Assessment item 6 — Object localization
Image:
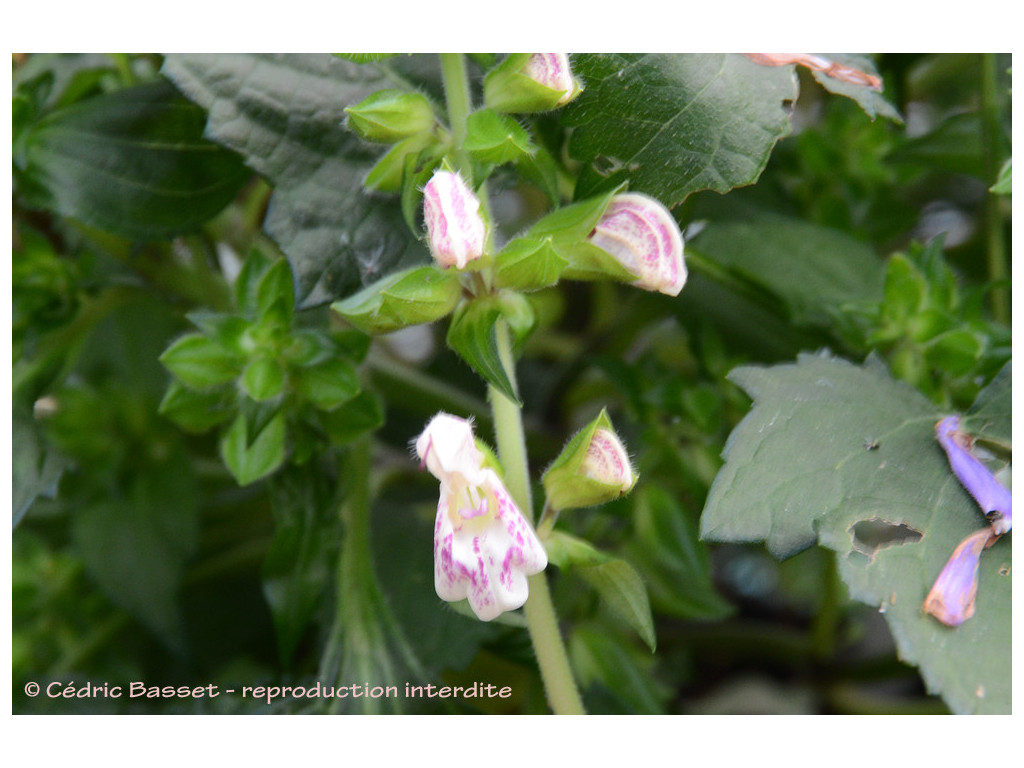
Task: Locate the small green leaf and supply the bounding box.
[319,390,384,445]
[545,531,655,651]
[158,380,236,433]
[234,249,275,316]
[160,333,241,389]
[256,259,296,317]
[241,357,286,401]
[294,357,360,410]
[464,108,535,165]
[445,297,519,404]
[630,486,733,620]
[220,411,287,486]
[331,265,462,335]
[364,132,438,193]
[990,158,1011,194]
[493,237,568,291]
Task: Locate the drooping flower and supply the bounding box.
[587,193,686,296]
[415,413,547,621]
[923,527,998,626]
[423,170,486,270]
[935,416,1012,534]
[923,416,1012,627]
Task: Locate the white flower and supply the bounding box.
[587,193,686,296]
[415,413,547,621]
[422,171,486,270]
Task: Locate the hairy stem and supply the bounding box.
[491,321,585,715]
[980,53,1008,324]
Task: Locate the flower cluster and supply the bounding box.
[923,416,1012,626]
[415,413,547,621]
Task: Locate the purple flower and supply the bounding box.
[935,416,1012,534]
[922,527,997,626]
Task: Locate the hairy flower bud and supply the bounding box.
[484,53,582,114]
[345,89,435,143]
[587,193,686,296]
[522,54,577,105]
[423,170,486,269]
[543,410,637,512]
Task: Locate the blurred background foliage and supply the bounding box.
[12,53,1010,714]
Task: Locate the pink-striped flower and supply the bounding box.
[415,413,547,621]
[423,170,486,269]
[522,54,577,106]
[587,193,687,296]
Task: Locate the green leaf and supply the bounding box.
[72,451,199,651]
[160,333,241,389]
[690,216,885,328]
[445,297,519,404]
[990,158,1011,194]
[464,108,535,165]
[162,54,434,308]
[13,407,67,528]
[701,353,1010,714]
[220,411,287,486]
[889,112,986,178]
[630,486,733,620]
[294,357,360,411]
[241,356,286,401]
[545,531,655,651]
[493,237,568,291]
[256,259,296,318]
[331,265,462,334]
[562,54,797,203]
[319,390,385,445]
[158,379,236,433]
[570,627,670,714]
[18,79,249,240]
[804,54,901,122]
[262,463,340,665]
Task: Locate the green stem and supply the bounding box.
[440,53,473,182]
[491,321,585,715]
[980,53,1009,324]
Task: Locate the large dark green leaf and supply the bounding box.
[17,79,250,240]
[562,54,797,204]
[690,215,885,328]
[701,354,1010,714]
[72,450,199,651]
[161,54,433,308]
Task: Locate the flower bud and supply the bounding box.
[485,53,583,114]
[345,89,435,143]
[543,410,637,512]
[587,193,686,296]
[423,170,486,269]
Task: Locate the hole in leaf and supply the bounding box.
[850,518,923,556]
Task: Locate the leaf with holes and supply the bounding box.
[701,353,1011,714]
[161,54,435,308]
[561,53,797,204]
